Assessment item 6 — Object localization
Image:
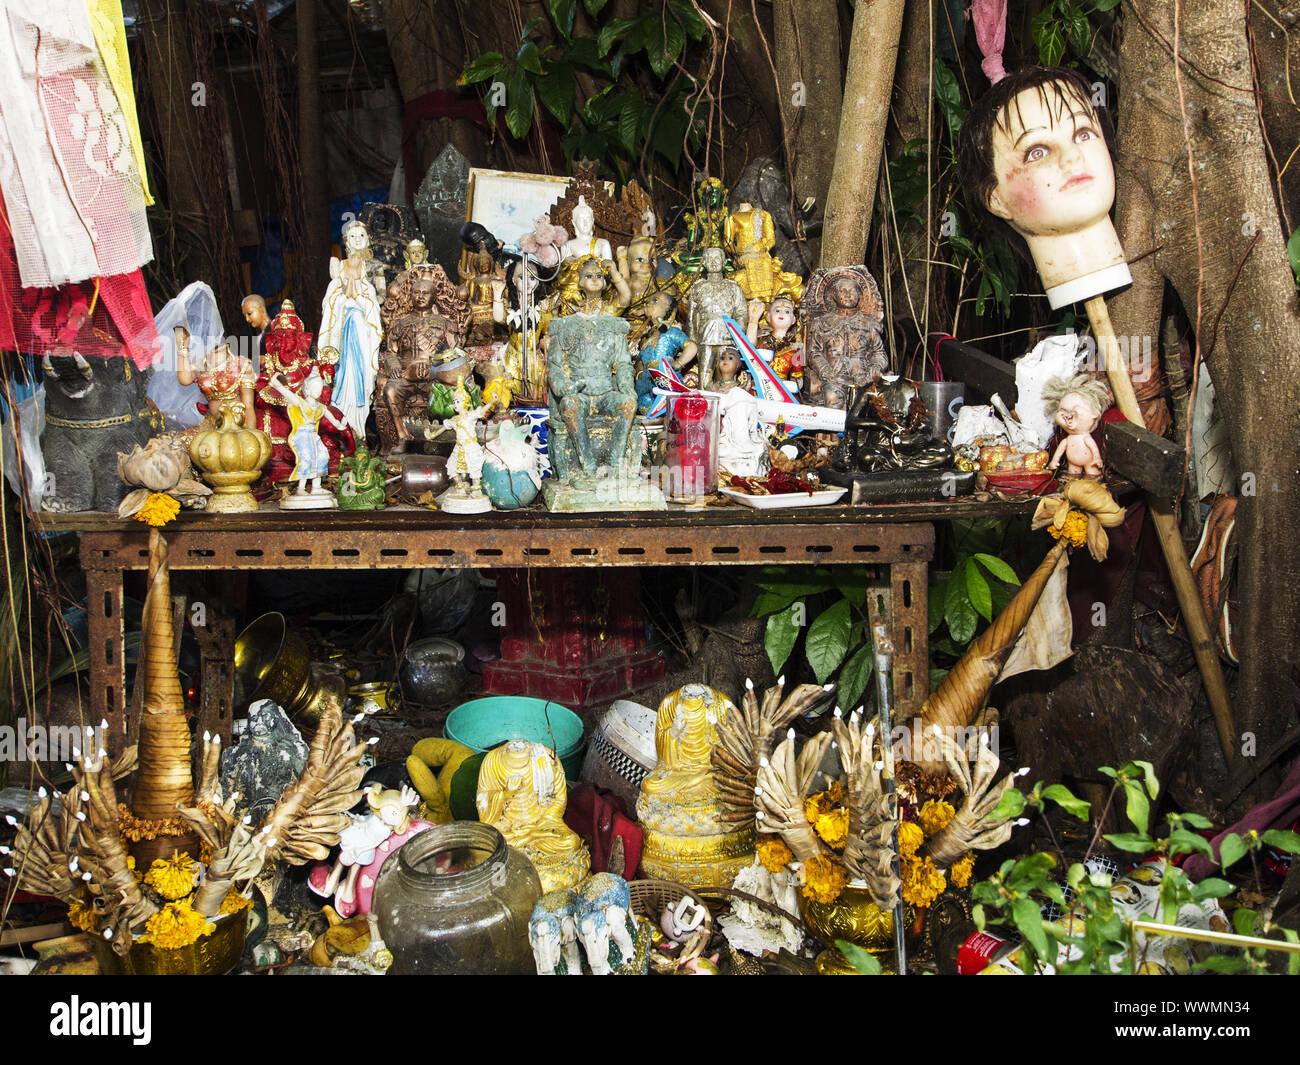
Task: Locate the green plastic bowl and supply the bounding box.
[444,697,586,781]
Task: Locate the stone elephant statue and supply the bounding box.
[730,156,821,277]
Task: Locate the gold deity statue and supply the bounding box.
[476,740,590,892]
[636,685,755,888]
[725,202,805,304]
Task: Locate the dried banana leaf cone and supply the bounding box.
[130,530,199,859]
[918,481,1126,745]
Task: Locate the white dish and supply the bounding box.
[719,486,848,509]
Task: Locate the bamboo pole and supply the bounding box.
[1085,295,1236,766]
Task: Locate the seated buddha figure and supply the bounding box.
[476,740,590,892]
[636,685,755,888]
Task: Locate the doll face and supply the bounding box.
[986,84,1115,238]
[578,259,606,296]
[1056,391,1100,434]
[646,292,674,322]
[717,349,740,379]
[768,298,796,330]
[628,239,653,278]
[344,223,369,252]
[407,241,428,265]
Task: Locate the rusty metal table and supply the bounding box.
[40,498,1035,752]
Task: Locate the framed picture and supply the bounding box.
[465,168,571,251]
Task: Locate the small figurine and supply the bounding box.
[241,294,270,333]
[476,740,591,892]
[439,379,493,513]
[309,784,430,917]
[459,236,507,346]
[717,387,769,477]
[1043,373,1110,478]
[725,201,805,303]
[748,293,804,384]
[688,246,749,390]
[633,287,698,416]
[174,325,256,425]
[427,348,481,421]
[320,219,384,439]
[561,196,613,262]
[672,177,730,276]
[268,368,349,508]
[553,254,632,317]
[493,257,551,401]
[481,418,542,509]
[712,346,752,394]
[618,234,658,310]
[802,266,888,410]
[519,215,568,270]
[337,444,388,510]
[575,873,638,975]
[529,889,585,975]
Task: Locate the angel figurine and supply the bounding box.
[268,369,349,508]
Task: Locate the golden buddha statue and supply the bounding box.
[476,740,590,892]
[636,685,755,888]
[725,202,805,304]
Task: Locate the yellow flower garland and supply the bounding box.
[138,899,213,950]
[917,799,956,837]
[133,492,181,528]
[144,854,198,901]
[757,835,795,873]
[801,852,849,905]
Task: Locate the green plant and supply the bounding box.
[971,761,1300,974]
[1030,0,1121,68]
[459,0,709,181]
[751,567,877,714]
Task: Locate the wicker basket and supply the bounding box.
[628,879,715,937]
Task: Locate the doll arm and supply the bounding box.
[606,262,632,309]
[1050,437,1069,469]
[745,299,764,343]
[673,339,699,370]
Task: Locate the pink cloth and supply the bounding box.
[971,0,1008,85]
[1184,757,1300,881]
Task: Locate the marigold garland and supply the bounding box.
[917,799,956,837]
[757,835,795,873]
[116,804,191,842]
[898,820,925,859]
[948,852,976,889]
[133,492,181,528]
[1047,509,1088,548]
[137,899,213,949]
[811,807,849,850]
[219,889,253,916]
[67,893,97,933]
[800,852,849,905]
[144,854,198,901]
[901,855,947,908]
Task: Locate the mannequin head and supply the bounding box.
[242,294,269,331]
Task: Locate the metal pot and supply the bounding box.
[399,637,468,707]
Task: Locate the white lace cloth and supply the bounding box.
[0,1,153,287]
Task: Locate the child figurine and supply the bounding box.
[1043,373,1110,478]
[439,379,493,513]
[268,369,348,508]
[712,346,753,395]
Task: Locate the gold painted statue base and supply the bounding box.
[527,844,592,894]
[636,794,755,889]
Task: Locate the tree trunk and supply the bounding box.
[1110,0,1300,799]
[819,0,907,267]
[772,0,842,215]
[383,0,485,182]
[297,0,331,321]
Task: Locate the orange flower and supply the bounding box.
[133,492,181,528]
[918,799,956,837]
[901,855,947,908]
[757,835,795,873]
[949,852,976,889]
[898,820,925,859]
[800,852,849,905]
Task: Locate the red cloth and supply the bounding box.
[564,784,643,880]
[0,203,157,368]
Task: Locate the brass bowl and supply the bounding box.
[234,612,312,716]
[800,882,915,973]
[94,911,248,976]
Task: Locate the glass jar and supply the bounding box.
[372,821,543,975]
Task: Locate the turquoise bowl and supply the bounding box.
[481,462,540,509]
[445,696,586,780]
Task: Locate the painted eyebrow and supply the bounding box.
[1012,112,1098,149]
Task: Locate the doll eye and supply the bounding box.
[1024,144,1049,162]
[1075,127,1095,142]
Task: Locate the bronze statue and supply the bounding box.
[802,266,887,410]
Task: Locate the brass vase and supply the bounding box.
[93,911,248,976]
[800,883,913,975]
[190,402,271,513]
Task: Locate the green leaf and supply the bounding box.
[1032,9,1067,66]
[598,17,638,58]
[765,604,801,676]
[806,599,853,685]
[535,67,576,124]
[928,578,947,634]
[1190,877,1234,902]
[460,52,505,85]
[1042,784,1091,821]
[1167,828,1213,859]
[835,574,868,608]
[1094,0,1122,9]
[973,552,1020,586]
[649,98,687,169]
[836,642,874,715]
[616,94,641,152]
[1068,12,1091,53]
[944,561,978,644]
[1122,779,1150,836]
[669,0,709,39]
[933,60,965,139]
[1178,812,1214,830]
[834,939,883,974]
[1288,228,1300,285]
[584,0,609,15]
[1261,829,1300,854]
[992,787,1026,820]
[549,0,577,37]
[1194,954,1248,975]
[504,68,535,140]
[972,903,985,931]
[516,39,545,74]
[1233,906,1257,937]
[1012,896,1051,960]
[755,576,834,597]
[752,589,805,617]
[1218,833,1248,870]
[1103,832,1155,853]
[965,559,993,622]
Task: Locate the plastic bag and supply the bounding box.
[147,281,227,431]
[2,387,46,510]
